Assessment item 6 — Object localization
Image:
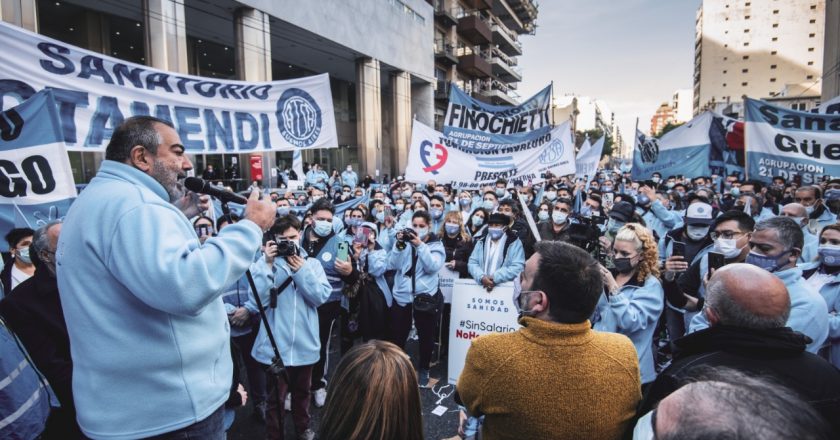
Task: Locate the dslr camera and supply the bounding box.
[395,228,417,250]
[274,238,299,257]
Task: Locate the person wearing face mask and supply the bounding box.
[341,165,358,189]
[467,213,525,293]
[300,199,359,408]
[637,185,683,240]
[1,228,35,295]
[535,203,551,224]
[457,190,474,223]
[305,163,328,191]
[457,242,640,440]
[800,224,840,368]
[687,216,829,354]
[782,203,819,263]
[664,210,754,335]
[538,199,573,242]
[466,208,488,238]
[824,187,840,216]
[796,186,837,234]
[593,224,664,385]
[440,211,473,280]
[481,191,499,213]
[604,201,634,240]
[494,179,508,200]
[386,210,445,387]
[428,195,447,234]
[497,200,536,258]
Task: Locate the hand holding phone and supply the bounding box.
[337,241,350,262]
[708,252,726,271]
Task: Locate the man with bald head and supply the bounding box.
[781,203,819,263]
[640,264,840,435]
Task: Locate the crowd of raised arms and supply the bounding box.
[2,118,840,440]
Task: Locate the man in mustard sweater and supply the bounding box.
[457,241,641,440]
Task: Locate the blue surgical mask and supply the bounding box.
[602,186,613,193]
[430,208,443,219]
[402,190,412,198]
[314,220,333,237]
[16,246,32,264]
[414,227,429,240]
[472,217,484,227]
[459,198,471,207]
[488,227,504,240]
[607,218,625,234]
[552,212,568,224]
[482,200,495,210]
[819,245,840,267]
[394,204,405,212]
[580,205,593,217]
[746,250,791,273]
[445,223,460,236]
[376,211,385,222]
[434,191,445,199]
[495,188,506,197]
[730,187,740,197]
[347,218,363,227]
[537,211,550,221]
[277,206,291,216]
[545,191,557,201]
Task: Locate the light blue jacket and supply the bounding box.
[365,249,394,307]
[467,234,525,285]
[689,266,829,354]
[387,238,445,306]
[56,161,264,439]
[641,200,683,239]
[812,208,837,232]
[0,317,52,440]
[799,261,840,367]
[800,229,819,264]
[250,250,332,367]
[305,169,329,190]
[592,274,664,384]
[341,170,358,189]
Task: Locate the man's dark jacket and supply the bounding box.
[640,325,840,435]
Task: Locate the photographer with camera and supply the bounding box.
[468,213,526,293]
[387,210,445,387]
[252,214,331,440]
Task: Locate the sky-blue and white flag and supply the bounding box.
[745,97,840,185]
[813,95,840,114]
[0,89,76,251]
[631,112,714,180]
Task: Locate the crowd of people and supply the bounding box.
[2,115,840,440]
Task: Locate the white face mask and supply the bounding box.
[714,237,742,259]
[686,225,710,241]
[805,204,816,216]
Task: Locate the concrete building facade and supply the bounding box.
[823,0,840,101]
[693,0,825,115]
[430,0,537,129]
[0,0,435,186]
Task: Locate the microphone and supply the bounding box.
[184,177,248,205]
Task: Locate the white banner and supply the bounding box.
[438,266,458,304]
[406,120,575,189]
[0,21,337,153]
[815,95,840,114]
[576,135,604,178]
[447,279,520,385]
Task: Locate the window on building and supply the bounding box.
[723,70,728,74]
[742,68,748,73]
[723,83,727,87]
[741,82,748,86]
[810,4,817,9]
[772,37,778,41]
[771,50,777,55]
[743,55,749,60]
[808,61,814,65]
[187,37,236,79]
[810,19,816,23]
[743,42,749,46]
[807,75,814,80]
[745,15,750,19]
[770,78,776,82]
[809,33,815,37]
[770,64,777,69]
[724,56,728,60]
[744,29,749,33]
[808,47,815,52]
[772,23,778,28]
[773,10,779,14]
[745,1,750,5]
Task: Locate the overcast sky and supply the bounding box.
[516,0,700,143]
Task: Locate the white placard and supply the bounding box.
[447,279,521,385]
[438,266,458,304]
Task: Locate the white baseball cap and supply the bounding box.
[685,202,714,225]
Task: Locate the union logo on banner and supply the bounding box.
[420,140,448,174]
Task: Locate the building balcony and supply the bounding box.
[458,52,492,78]
[434,41,459,66]
[491,55,522,82]
[492,23,523,56]
[463,0,493,10]
[457,12,492,45]
[476,86,519,106]
[433,1,458,27]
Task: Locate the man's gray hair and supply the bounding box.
[31,220,62,257]
[104,116,173,163]
[705,275,790,329]
[754,216,804,250]
[660,367,830,440]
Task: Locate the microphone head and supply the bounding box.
[184,177,206,193]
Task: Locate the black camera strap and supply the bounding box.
[410,246,417,295]
[245,269,289,383]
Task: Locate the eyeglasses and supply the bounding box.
[710,230,746,240]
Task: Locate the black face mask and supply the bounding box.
[614,257,635,274]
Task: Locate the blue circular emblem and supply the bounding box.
[276,88,322,148]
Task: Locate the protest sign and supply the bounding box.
[0,20,336,153]
[0,90,76,250]
[447,279,520,385]
[405,120,575,189]
[745,97,840,184]
[438,266,458,304]
[576,135,604,178]
[631,112,716,180]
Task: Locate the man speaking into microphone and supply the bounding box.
[56,116,276,439]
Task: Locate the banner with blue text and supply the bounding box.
[406,119,575,188]
[0,90,76,251]
[745,97,840,185]
[0,21,337,153]
[443,84,552,151]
